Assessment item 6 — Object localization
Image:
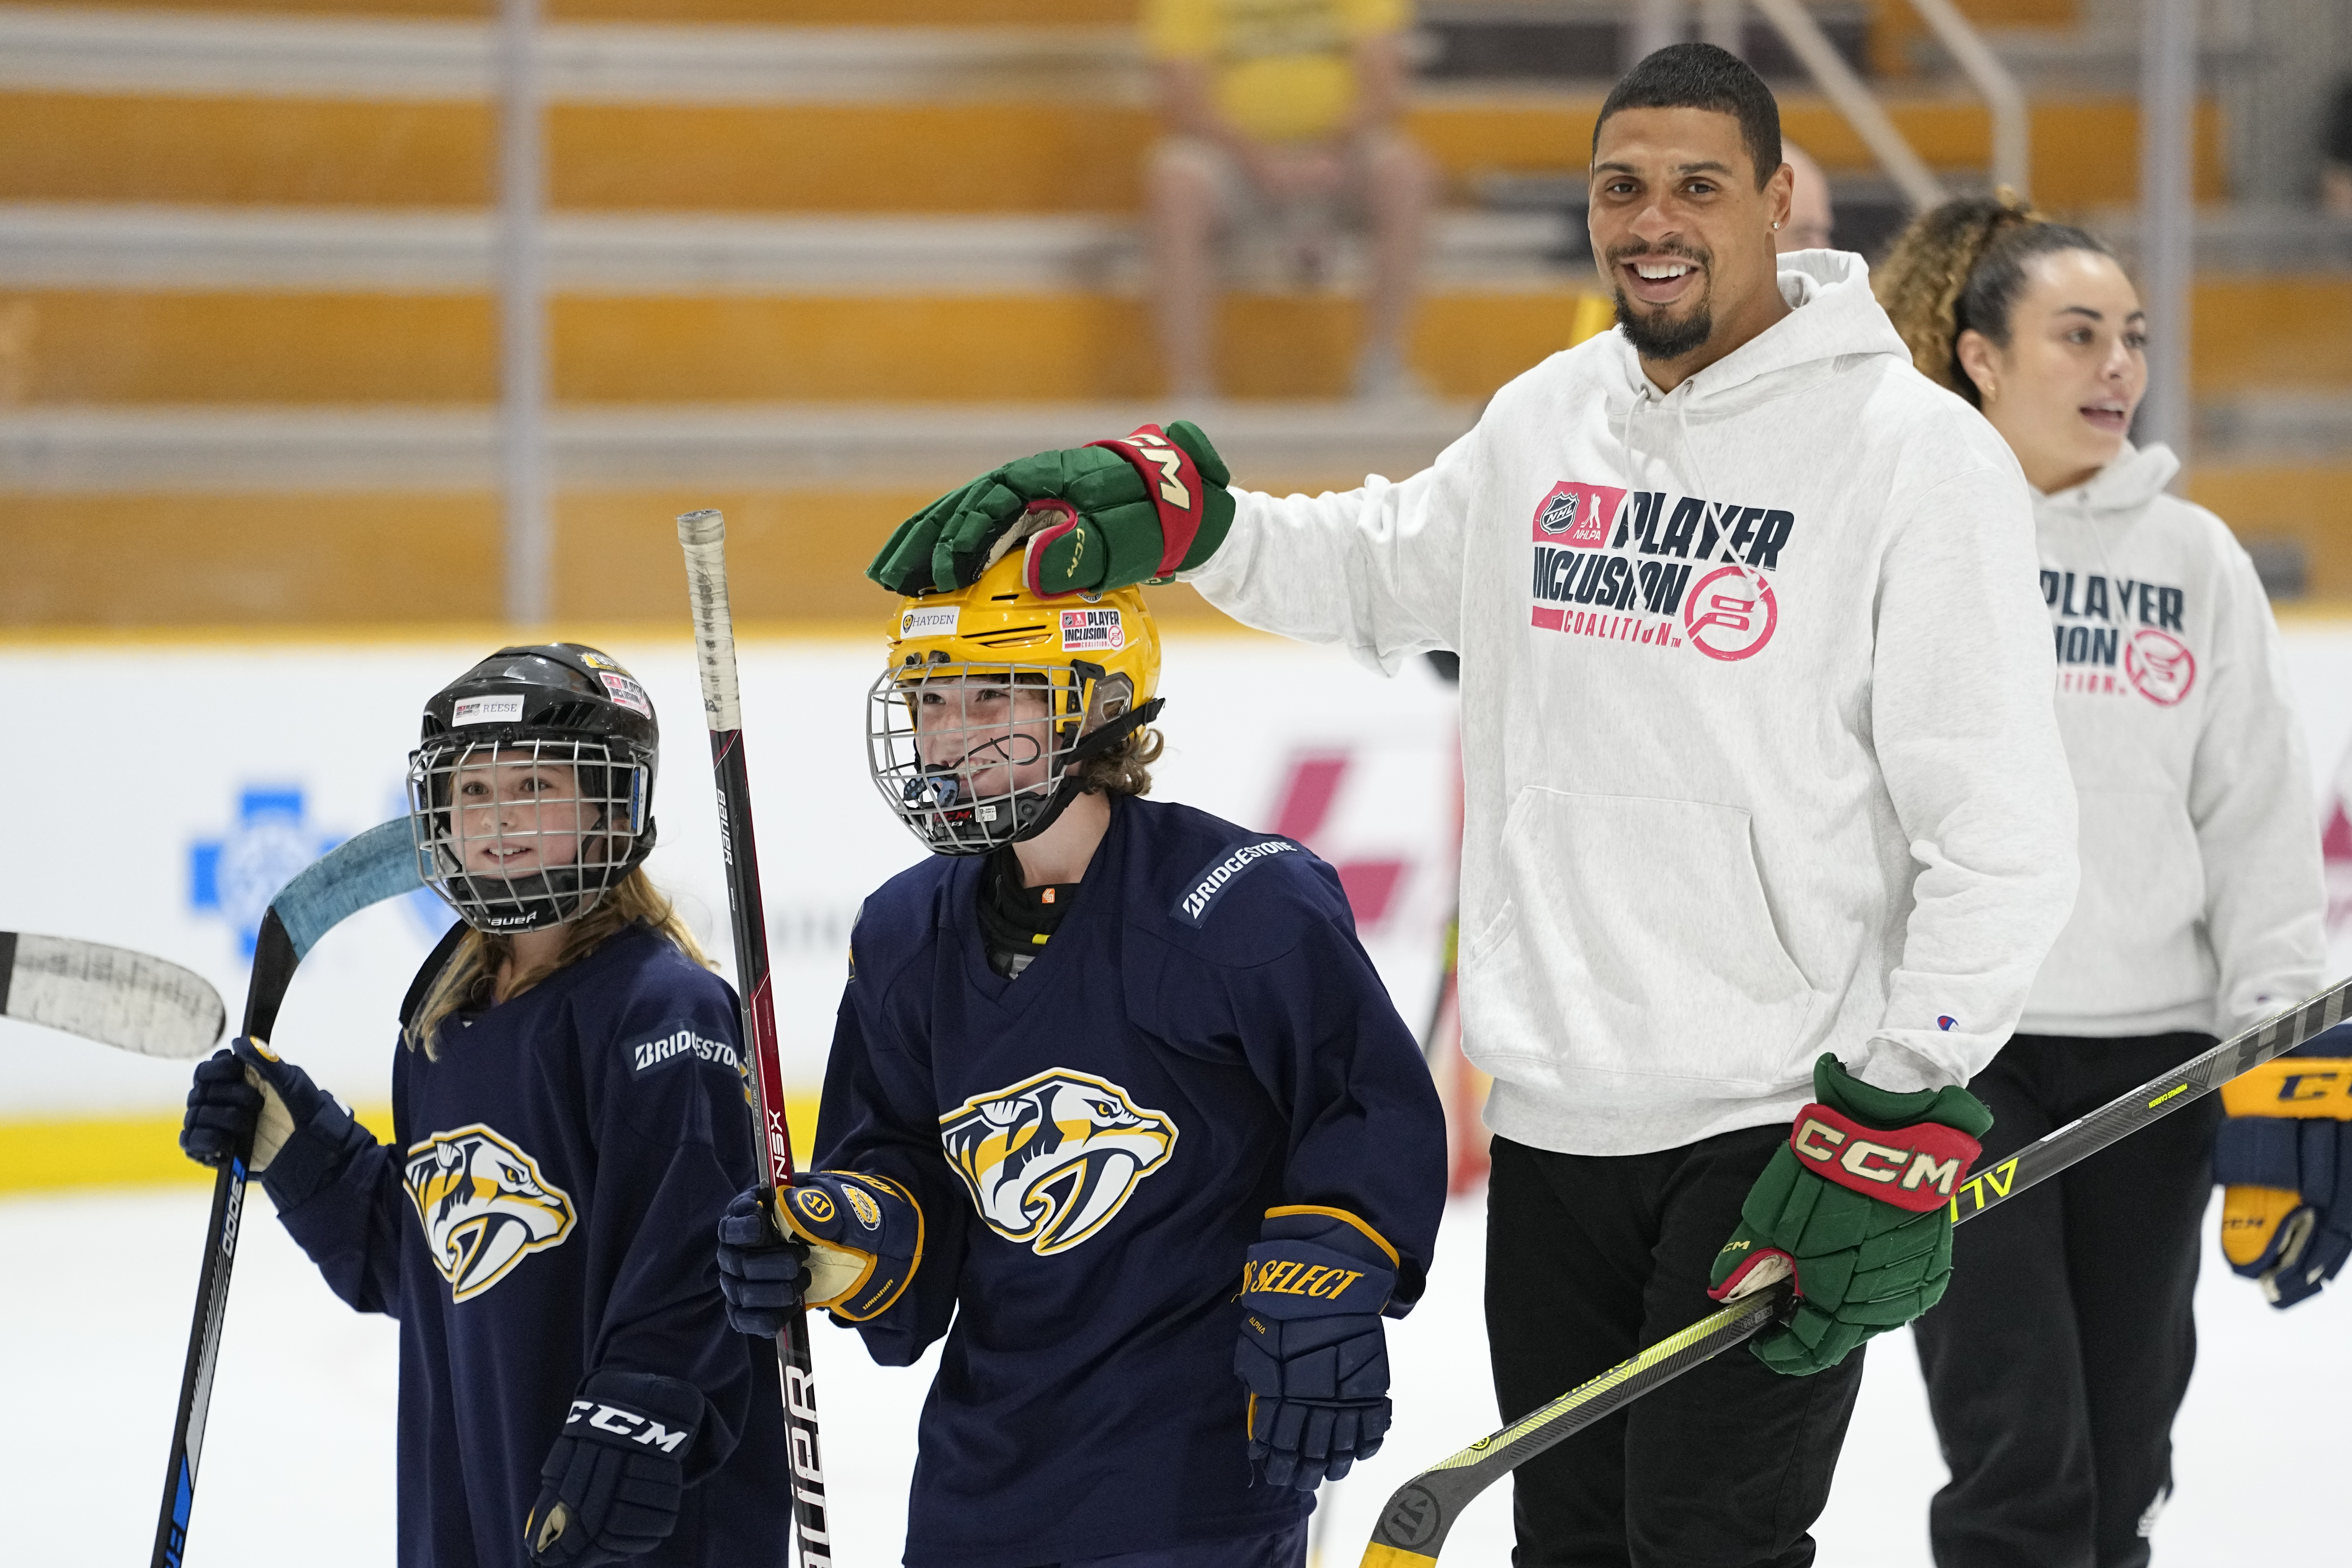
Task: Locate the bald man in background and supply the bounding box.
[1777,142,1834,252]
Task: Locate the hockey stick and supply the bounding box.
[1,933,224,1057]
[151,819,423,1568]
[1358,974,2352,1567]
[677,508,832,1568]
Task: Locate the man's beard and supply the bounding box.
[1608,243,1715,361]
[1616,294,1714,361]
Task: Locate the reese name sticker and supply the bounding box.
[452,693,526,726]
[901,607,958,639]
[1060,607,1125,652]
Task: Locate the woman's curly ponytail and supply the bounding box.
[1873,189,2045,403]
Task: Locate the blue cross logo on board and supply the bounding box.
[191,788,340,955]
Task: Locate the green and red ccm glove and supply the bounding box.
[2214,1038,2352,1308]
[867,421,1235,598]
[1709,1053,1993,1377]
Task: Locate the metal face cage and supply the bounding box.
[866,657,1109,856]
[407,735,651,932]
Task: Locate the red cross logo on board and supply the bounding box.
[1267,753,1409,931]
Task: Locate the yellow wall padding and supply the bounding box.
[0,93,2209,212]
[0,1098,822,1194]
[0,289,1615,404]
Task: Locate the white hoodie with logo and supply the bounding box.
[1184,252,2079,1156]
[2024,442,2325,1038]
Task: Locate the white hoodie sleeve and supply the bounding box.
[1861,463,2082,1093]
[1181,425,1481,673]
[2189,537,2327,1033]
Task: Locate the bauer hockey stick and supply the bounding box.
[1359,972,2352,1568]
[677,508,832,1568]
[0,933,224,1058]
[152,819,423,1568]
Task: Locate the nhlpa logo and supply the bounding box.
[938,1069,1177,1256]
[191,788,340,956]
[403,1124,576,1301]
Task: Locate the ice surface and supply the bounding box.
[5,1187,2337,1566]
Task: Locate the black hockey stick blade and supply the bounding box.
[0,932,225,1057]
[1357,973,2352,1566]
[152,818,424,1568]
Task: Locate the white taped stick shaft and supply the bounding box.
[677,508,743,733]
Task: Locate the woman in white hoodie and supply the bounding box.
[1877,196,2327,1568]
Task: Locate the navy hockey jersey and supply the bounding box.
[820,796,1448,1568]
[275,923,792,1568]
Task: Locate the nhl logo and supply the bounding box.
[1528,480,1619,549]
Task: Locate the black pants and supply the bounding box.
[1912,1032,2221,1568]
[1486,1129,1864,1568]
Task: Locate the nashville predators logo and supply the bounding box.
[401,1124,576,1302]
[938,1069,1177,1256]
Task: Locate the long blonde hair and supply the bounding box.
[404,868,710,1057]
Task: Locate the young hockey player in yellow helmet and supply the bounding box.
[717,543,1448,1568]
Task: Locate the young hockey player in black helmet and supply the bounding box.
[713,547,1448,1568]
[179,644,792,1568]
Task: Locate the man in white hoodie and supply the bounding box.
[868,44,2077,1568]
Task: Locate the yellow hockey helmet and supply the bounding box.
[866,546,1163,855]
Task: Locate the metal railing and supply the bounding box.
[1632,2,2031,216]
[1902,0,2030,197]
[1749,0,1944,211]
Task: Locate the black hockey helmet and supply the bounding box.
[406,643,659,933]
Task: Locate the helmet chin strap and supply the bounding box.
[445,818,659,933]
[1006,698,1165,847]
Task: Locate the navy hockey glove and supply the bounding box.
[180,1036,372,1210]
[715,1188,808,1337]
[1233,1210,1399,1491]
[867,422,1234,597]
[2216,1040,2352,1308]
[526,1370,702,1568]
[716,1173,924,1334]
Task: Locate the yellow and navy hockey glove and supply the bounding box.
[1234,1209,1399,1491]
[1710,1053,1992,1377]
[2215,1038,2352,1308]
[716,1173,924,1334]
[867,422,1235,597]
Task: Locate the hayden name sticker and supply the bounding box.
[1060,607,1125,652]
[902,606,959,639]
[599,671,653,717]
[452,694,526,726]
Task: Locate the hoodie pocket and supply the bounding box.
[1462,787,1818,1091]
[2033,788,2209,1016]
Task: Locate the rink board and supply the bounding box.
[0,631,1463,1147]
[8,620,2352,1173]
